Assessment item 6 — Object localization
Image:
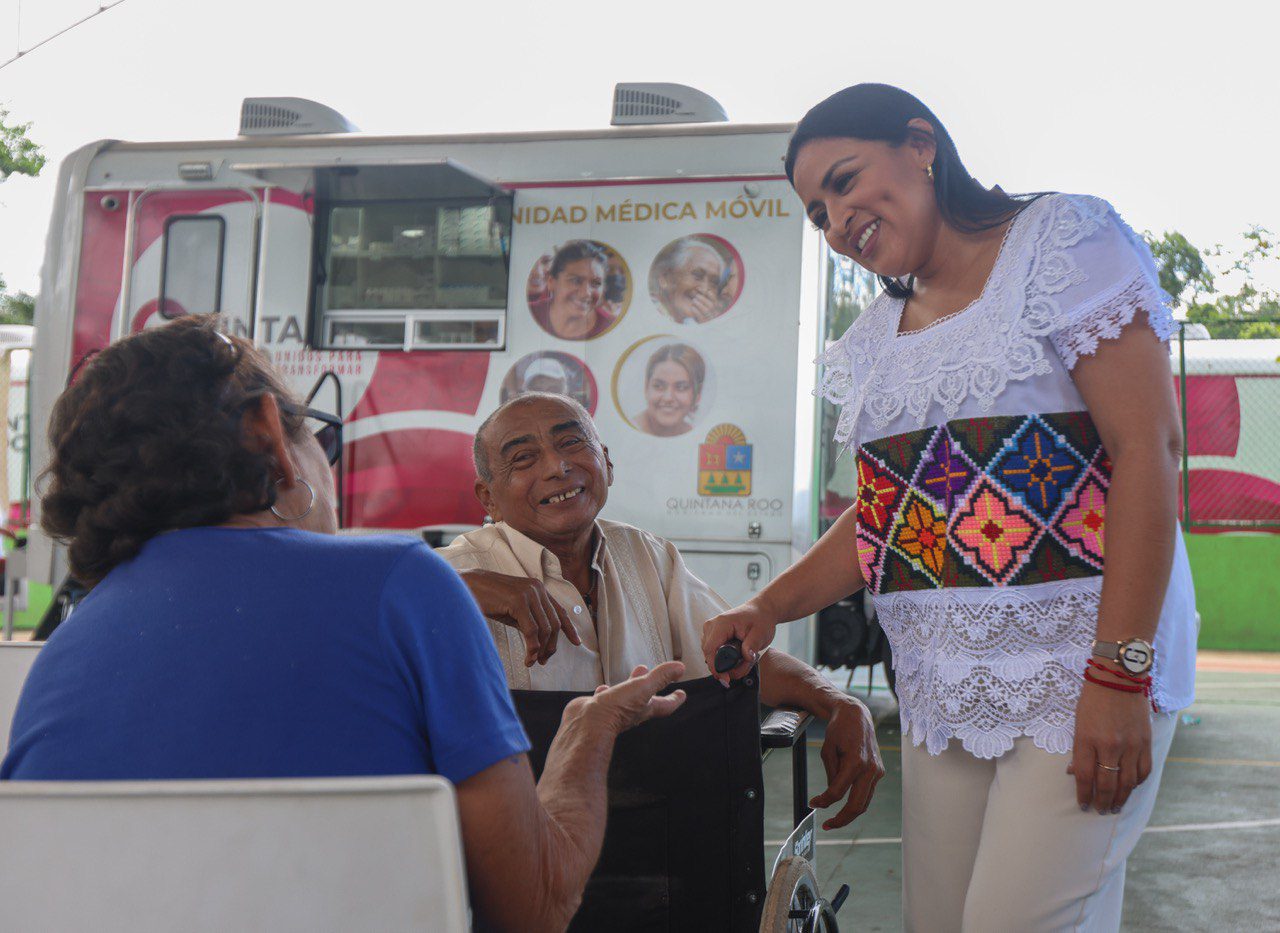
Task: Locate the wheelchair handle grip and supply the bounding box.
[713,638,744,674]
[831,883,851,914]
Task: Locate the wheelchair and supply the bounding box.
[513,662,850,932]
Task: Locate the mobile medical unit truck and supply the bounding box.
[23,85,875,661]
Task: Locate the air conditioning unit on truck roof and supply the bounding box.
[611,83,729,125]
[239,98,359,137]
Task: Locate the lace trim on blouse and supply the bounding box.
[816,195,1176,443]
[878,579,1175,757]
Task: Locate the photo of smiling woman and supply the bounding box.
[632,343,706,437]
[527,240,631,340]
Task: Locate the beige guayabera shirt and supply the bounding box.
[437,520,721,691]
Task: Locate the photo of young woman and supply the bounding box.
[527,240,631,340]
[631,343,707,437]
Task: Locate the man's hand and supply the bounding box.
[459,568,582,667]
[571,662,688,735]
[810,697,885,830]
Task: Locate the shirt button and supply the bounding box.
[573,605,583,615]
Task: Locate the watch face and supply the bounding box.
[1120,642,1153,674]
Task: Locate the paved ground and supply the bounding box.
[762,653,1280,931]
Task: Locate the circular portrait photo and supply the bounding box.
[612,337,715,438]
[527,240,632,341]
[499,351,598,414]
[648,234,744,325]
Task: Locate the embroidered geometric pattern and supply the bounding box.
[813,194,1190,758]
[855,411,1109,595]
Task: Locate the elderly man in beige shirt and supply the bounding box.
[439,393,884,829]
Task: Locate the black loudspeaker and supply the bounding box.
[816,590,896,697]
[817,594,872,669]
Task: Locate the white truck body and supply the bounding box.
[27,117,857,660]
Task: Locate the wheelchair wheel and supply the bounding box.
[760,855,836,933]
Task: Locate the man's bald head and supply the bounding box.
[473,393,601,483]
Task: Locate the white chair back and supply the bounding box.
[0,775,470,933]
[0,640,40,750]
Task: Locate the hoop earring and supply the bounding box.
[926,164,935,181]
[270,477,315,522]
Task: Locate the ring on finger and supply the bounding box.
[1096,763,1121,772]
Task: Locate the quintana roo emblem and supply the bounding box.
[698,423,752,496]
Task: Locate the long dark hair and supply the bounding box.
[550,239,608,278]
[784,83,1039,298]
[40,316,306,586]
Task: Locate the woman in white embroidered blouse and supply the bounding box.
[702,84,1196,932]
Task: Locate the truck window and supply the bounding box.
[159,216,226,317]
[313,197,510,351]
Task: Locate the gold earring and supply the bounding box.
[926,164,935,181]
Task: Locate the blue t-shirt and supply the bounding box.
[2,527,529,783]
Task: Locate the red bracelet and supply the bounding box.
[1083,666,1158,712]
[1086,658,1152,686]
[1083,668,1146,693]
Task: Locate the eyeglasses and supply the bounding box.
[280,400,344,466]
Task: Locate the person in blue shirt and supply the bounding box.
[3,316,685,932]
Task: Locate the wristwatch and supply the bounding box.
[1092,638,1155,675]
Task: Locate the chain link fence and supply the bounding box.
[1176,320,1280,530]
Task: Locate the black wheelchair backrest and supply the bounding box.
[513,674,765,932]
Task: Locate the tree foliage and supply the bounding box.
[0,274,36,326]
[0,290,36,325]
[0,108,47,181]
[0,111,43,323]
[1144,226,1280,339]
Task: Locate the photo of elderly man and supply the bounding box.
[499,351,598,413]
[648,235,743,324]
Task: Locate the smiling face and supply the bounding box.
[475,396,613,546]
[659,245,724,322]
[644,359,698,434]
[548,257,606,338]
[790,126,941,278]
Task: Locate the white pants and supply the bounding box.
[901,714,1177,933]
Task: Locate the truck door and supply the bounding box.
[122,188,261,339]
[680,549,774,610]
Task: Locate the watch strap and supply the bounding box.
[1091,640,1121,661]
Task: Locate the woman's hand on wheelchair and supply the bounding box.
[811,697,885,830]
[570,662,688,736]
[702,601,778,685]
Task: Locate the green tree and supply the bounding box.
[1238,320,1280,339]
[0,108,46,181]
[1145,230,1214,304]
[1144,227,1280,338]
[0,287,35,325]
[0,111,44,323]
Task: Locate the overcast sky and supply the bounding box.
[0,0,1274,295]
